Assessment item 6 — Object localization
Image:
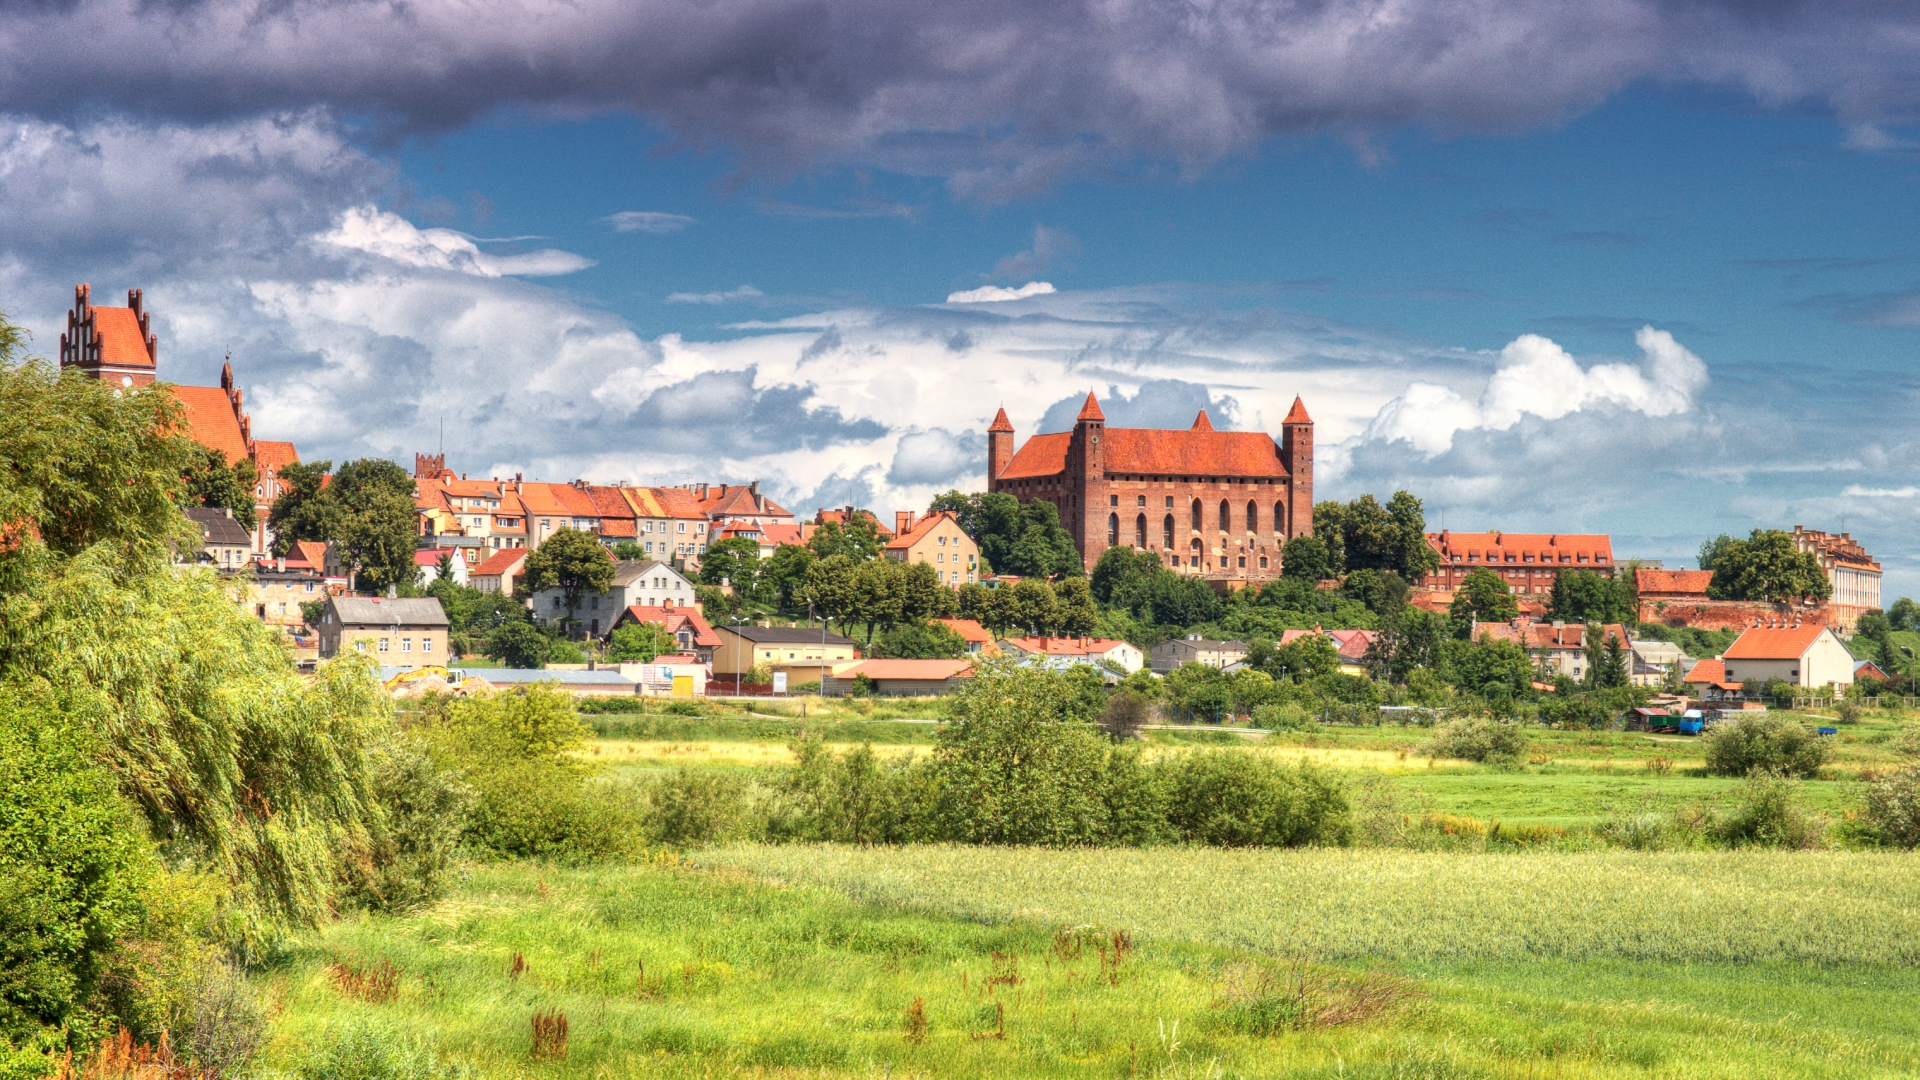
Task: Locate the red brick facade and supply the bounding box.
[987,393,1313,582]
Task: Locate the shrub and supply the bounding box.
[1596,811,1670,851]
[1428,717,1530,764]
[1892,725,1920,759]
[171,958,267,1080]
[1250,703,1312,731]
[299,1020,468,1080]
[1158,751,1351,847]
[647,770,746,847]
[1099,690,1152,742]
[337,733,473,913]
[769,737,914,843]
[461,764,644,863]
[1712,773,1822,849]
[1862,765,1920,848]
[1703,714,1831,778]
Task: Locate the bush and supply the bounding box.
[1099,690,1152,742]
[460,763,644,863]
[1250,703,1313,731]
[1428,717,1530,764]
[1158,751,1351,847]
[1712,773,1822,848]
[336,733,473,914]
[768,737,916,843]
[1703,714,1831,778]
[1862,765,1920,848]
[171,958,267,1080]
[647,769,746,847]
[299,1020,468,1080]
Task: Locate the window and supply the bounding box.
[1163,515,1174,547]
[378,638,389,652]
[305,582,314,592]
[541,519,550,529]
[355,640,367,653]
[276,602,286,615]
[1218,500,1231,532]
[401,638,412,652]
[1259,556,1268,568]
[1246,501,1258,534]
[1108,513,1119,545]
[422,638,433,652]
[1274,501,1285,534]
[1238,556,1246,568]
[1135,514,1147,547]
[678,522,686,533]
[1165,495,1174,508]
[1191,499,1203,531]
[1136,494,1146,507]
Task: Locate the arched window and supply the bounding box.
[1274,501,1285,535]
[1218,499,1231,532]
[1191,499,1203,531]
[1135,514,1148,548]
[1107,513,1119,545]
[1246,500,1258,534]
[1163,515,1175,548]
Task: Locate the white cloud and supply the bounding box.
[604,211,695,233]
[1842,485,1920,498]
[1361,326,1708,456]
[667,285,765,304]
[947,281,1056,303]
[320,206,593,277]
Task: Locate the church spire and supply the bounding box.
[1075,391,1105,423]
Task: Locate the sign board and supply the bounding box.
[772,671,788,695]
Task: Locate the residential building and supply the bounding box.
[623,486,711,568]
[884,510,981,585]
[1274,627,1376,676]
[183,508,252,570]
[470,549,529,595]
[815,506,893,541]
[1150,636,1249,674]
[687,481,796,527]
[712,625,861,685]
[60,285,303,558]
[518,481,601,548]
[618,656,710,697]
[1425,532,1614,596]
[1682,658,1745,703]
[1721,621,1856,689]
[414,548,468,586]
[1471,618,1628,682]
[823,659,976,697]
[1628,639,1693,688]
[1790,525,1882,633]
[582,483,639,548]
[611,605,722,664]
[999,635,1145,675]
[529,559,698,638]
[931,617,995,655]
[241,561,326,660]
[316,596,449,668]
[1855,659,1893,684]
[413,467,531,552]
[987,393,1314,582]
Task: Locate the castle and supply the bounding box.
[987,392,1313,582]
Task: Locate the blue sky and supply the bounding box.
[4,1,1920,594]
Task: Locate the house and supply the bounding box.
[987,395,1313,581]
[414,548,469,586]
[414,466,532,552]
[1721,622,1856,689]
[1854,659,1893,684]
[316,596,449,668]
[1277,627,1377,675]
[282,539,349,589]
[1426,531,1615,596]
[884,510,981,586]
[625,486,712,568]
[712,625,861,686]
[183,508,252,571]
[1790,526,1882,633]
[470,549,529,595]
[519,481,601,549]
[611,605,722,664]
[815,506,893,541]
[999,635,1145,675]
[529,560,698,639]
[1150,636,1249,674]
[1472,618,1628,682]
[1682,658,1745,703]
[689,481,796,527]
[822,659,976,697]
[618,656,709,697]
[931,617,996,655]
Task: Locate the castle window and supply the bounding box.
[1163,515,1174,547]
[1136,495,1146,507]
[1108,514,1119,545]
[1110,494,1118,507]
[1246,501,1258,533]
[1274,501,1285,534]
[1218,500,1231,532]
[1191,500,1203,531]
[1165,496,1173,508]
[1135,514,1147,548]
[1259,556,1269,569]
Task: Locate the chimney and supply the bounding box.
[276,557,286,572]
[896,510,914,535]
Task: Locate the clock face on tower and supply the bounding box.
[121,375,133,387]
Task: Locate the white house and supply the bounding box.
[529,559,697,639]
[998,635,1145,677]
[1720,623,1856,689]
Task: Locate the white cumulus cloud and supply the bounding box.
[321,206,594,277]
[946,281,1056,303]
[1362,326,1708,456]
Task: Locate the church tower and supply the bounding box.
[1280,396,1313,538]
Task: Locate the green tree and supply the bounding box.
[1090,545,1161,604]
[1279,535,1332,580]
[957,582,1012,636]
[900,561,957,624]
[762,543,816,610]
[807,514,882,561]
[266,459,340,556]
[1439,635,1535,698]
[1003,578,1062,635]
[521,527,617,608]
[1313,491,1438,582]
[1366,605,1445,683]
[177,444,259,518]
[799,554,862,636]
[606,621,676,663]
[935,491,1080,579]
[612,540,645,561]
[1448,567,1519,635]
[1706,530,1832,603]
[1119,570,1224,627]
[1548,568,1637,624]
[869,620,969,659]
[1270,633,1340,680]
[698,535,762,596]
[327,459,422,590]
[1341,568,1408,614]
[1052,576,1098,636]
[1698,533,1738,573]
[486,621,553,668]
[1888,597,1919,631]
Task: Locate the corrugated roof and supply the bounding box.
[722,624,858,645]
[184,507,251,546]
[1001,636,1131,656]
[331,596,448,626]
[1724,624,1828,660]
[457,668,635,685]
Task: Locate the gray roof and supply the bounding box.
[612,560,676,587]
[330,596,449,627]
[185,508,252,547]
[1153,638,1248,653]
[720,624,858,646]
[452,667,635,685]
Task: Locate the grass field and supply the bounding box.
[261,855,1920,1080]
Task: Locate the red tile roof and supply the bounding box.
[1637,569,1711,596]
[759,523,812,547]
[997,432,1071,479]
[997,425,1291,481]
[932,617,992,644]
[253,439,299,473]
[1001,636,1132,656]
[646,486,709,519]
[988,407,1014,433]
[817,507,894,539]
[517,483,572,517]
[472,549,528,577]
[553,483,600,517]
[1724,623,1828,660]
[89,305,158,373]
[837,659,975,681]
[697,484,792,521]
[1191,410,1214,432]
[1427,531,1614,567]
[884,510,957,550]
[1284,396,1312,425]
[1683,658,1742,689]
[619,605,721,648]
[585,485,636,520]
[170,384,250,465]
[291,540,330,572]
[1076,392,1105,422]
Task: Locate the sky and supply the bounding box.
[4,1,1920,593]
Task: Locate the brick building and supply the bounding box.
[1790,526,1881,633]
[987,393,1313,582]
[1424,532,1614,596]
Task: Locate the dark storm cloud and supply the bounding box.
[5,1,1920,193]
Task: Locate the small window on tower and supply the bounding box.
[1110,495,1119,507]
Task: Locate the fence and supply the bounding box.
[1790,695,1919,711]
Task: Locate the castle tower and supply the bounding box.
[1280,396,1313,538]
[58,284,158,388]
[986,407,1015,485]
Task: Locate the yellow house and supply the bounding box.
[712,625,860,686]
[884,510,981,586]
